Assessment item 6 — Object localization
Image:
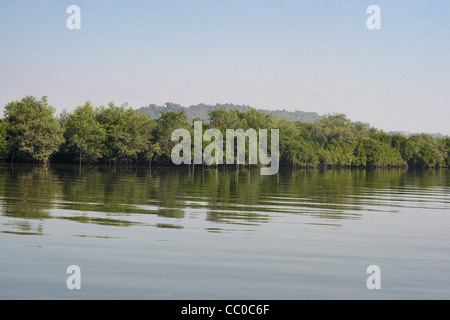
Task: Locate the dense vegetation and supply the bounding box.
[0,95,448,169]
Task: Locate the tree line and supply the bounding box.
[0,95,448,169]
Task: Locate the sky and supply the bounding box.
[0,0,449,134]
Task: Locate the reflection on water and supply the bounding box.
[1,166,448,235]
[0,166,449,299]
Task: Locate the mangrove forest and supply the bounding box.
[0,95,448,169]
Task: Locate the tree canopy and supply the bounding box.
[3,96,64,166]
[1,96,448,169]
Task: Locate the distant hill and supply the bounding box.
[136,102,323,124]
[387,131,449,138]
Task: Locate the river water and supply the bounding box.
[0,166,448,299]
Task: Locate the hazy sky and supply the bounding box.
[0,0,449,134]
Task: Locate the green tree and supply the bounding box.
[391,134,414,163]
[445,138,450,167]
[62,102,107,165]
[0,119,11,160]
[352,139,367,167]
[4,96,64,166]
[134,113,160,168]
[96,103,148,165]
[408,134,446,168]
[209,109,247,131]
[0,120,11,160]
[154,111,191,164]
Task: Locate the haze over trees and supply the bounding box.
[0,95,448,169]
[137,102,323,124]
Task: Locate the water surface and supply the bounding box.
[0,166,449,299]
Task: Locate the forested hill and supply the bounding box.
[136,102,323,123]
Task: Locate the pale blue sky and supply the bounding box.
[0,0,449,134]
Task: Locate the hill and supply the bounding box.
[387,131,448,138]
[136,102,323,124]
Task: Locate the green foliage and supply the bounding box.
[446,138,450,167]
[154,111,191,164]
[1,96,448,168]
[62,102,107,164]
[4,96,64,164]
[0,120,11,159]
[408,134,447,168]
[95,102,161,165]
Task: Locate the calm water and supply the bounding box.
[0,166,449,299]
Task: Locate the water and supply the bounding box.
[0,166,449,299]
